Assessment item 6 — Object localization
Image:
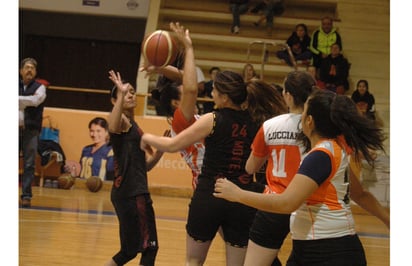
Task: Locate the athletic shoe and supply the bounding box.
[21,198,31,208]
[233,26,239,34]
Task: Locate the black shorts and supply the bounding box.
[249,210,291,249]
[111,194,158,265]
[286,234,366,266]
[186,178,264,247]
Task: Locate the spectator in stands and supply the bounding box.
[252,0,285,35]
[351,79,376,121]
[307,65,325,89]
[203,66,221,113]
[195,66,206,113]
[19,57,47,208]
[318,43,350,94]
[243,63,259,81]
[276,23,312,67]
[229,0,250,34]
[65,117,114,181]
[310,16,342,68]
[195,66,206,96]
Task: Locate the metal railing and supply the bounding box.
[246,40,297,80]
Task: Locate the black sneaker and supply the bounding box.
[21,198,31,208]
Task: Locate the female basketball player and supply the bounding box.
[104,70,165,266]
[140,69,285,266]
[242,71,316,266]
[214,89,387,265]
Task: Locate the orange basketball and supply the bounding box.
[86,176,103,193]
[57,173,75,189]
[142,30,178,68]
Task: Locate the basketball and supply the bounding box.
[57,173,75,189]
[86,176,103,193]
[142,30,178,68]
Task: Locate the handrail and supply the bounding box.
[247,41,297,79]
[47,85,215,102]
[49,85,109,94]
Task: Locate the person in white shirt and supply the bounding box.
[19,57,47,208]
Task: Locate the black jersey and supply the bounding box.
[110,119,149,198]
[200,108,259,185]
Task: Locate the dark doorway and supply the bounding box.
[19,9,147,111]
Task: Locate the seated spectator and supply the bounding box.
[195,66,206,113]
[65,117,114,181]
[252,0,285,35]
[229,0,250,34]
[310,16,342,68]
[203,66,221,113]
[306,65,325,89]
[276,23,312,67]
[195,66,206,96]
[351,79,376,121]
[318,43,350,94]
[243,63,259,81]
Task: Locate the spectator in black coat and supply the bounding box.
[276,23,312,67]
[351,79,376,121]
[319,43,350,94]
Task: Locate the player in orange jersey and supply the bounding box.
[242,71,316,266]
[214,89,387,266]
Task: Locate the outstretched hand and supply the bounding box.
[108,70,128,95]
[170,22,192,49]
[213,178,242,203]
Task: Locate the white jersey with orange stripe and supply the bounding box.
[290,139,356,240]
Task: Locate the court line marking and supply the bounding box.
[20,206,389,239]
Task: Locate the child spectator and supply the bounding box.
[203,66,221,113]
[276,23,312,67]
[351,79,376,121]
[307,65,325,89]
[318,43,350,94]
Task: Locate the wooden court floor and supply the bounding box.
[19,185,390,266]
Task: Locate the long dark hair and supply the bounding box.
[246,80,288,124]
[285,71,318,152]
[213,70,247,106]
[306,90,385,164]
[284,71,316,108]
[88,117,109,130]
[151,82,181,117]
[151,50,185,117]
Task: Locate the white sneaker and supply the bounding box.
[233,26,239,34]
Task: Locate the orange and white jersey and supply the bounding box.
[290,139,356,240]
[172,108,205,189]
[251,113,306,194]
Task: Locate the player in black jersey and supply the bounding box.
[141,70,286,266]
[104,70,166,266]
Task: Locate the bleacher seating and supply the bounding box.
[155,0,339,84]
